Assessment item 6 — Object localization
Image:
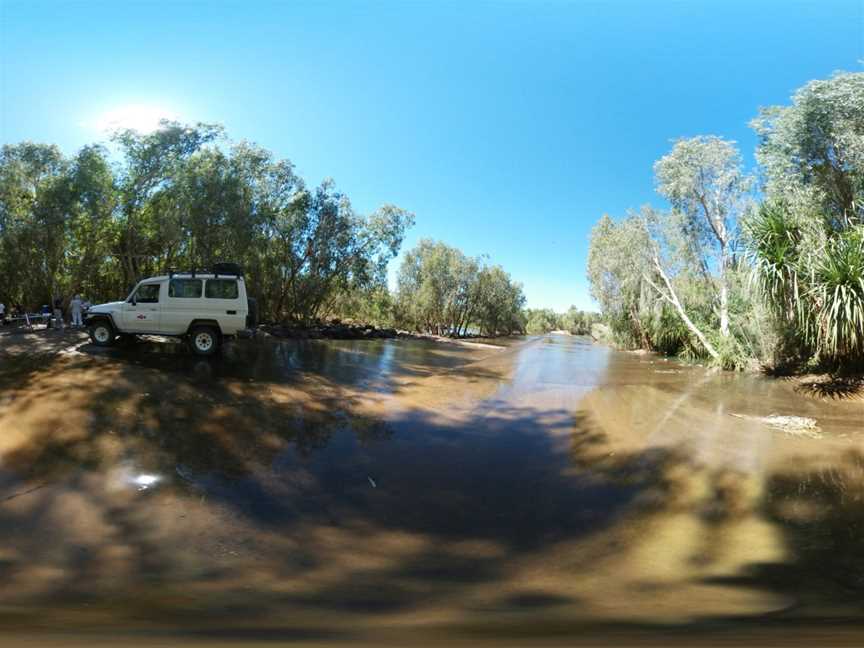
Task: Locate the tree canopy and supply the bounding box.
[395,239,525,337]
[589,70,864,369]
[0,123,413,325]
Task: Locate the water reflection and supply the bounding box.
[1,333,864,642]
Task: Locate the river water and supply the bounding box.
[0,332,863,645]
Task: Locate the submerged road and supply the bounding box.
[0,331,863,646]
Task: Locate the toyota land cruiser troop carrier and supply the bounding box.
[85,263,257,356]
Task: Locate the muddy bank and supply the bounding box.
[260,319,399,340]
[260,320,511,350]
[789,372,864,401]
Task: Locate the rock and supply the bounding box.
[260,321,401,341]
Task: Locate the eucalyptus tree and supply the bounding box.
[654,136,752,338]
[111,121,223,286]
[0,143,71,305]
[66,145,119,300]
[587,209,720,359]
[561,307,600,335]
[751,71,864,224]
[587,213,654,348]
[396,240,477,335]
[396,240,524,336]
[473,265,526,336]
[290,190,413,326]
[0,122,414,324]
[524,308,560,334]
[747,72,864,362]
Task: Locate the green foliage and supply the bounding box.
[805,227,864,360]
[524,308,559,334]
[586,212,654,347]
[395,239,525,336]
[327,284,396,327]
[746,71,864,366]
[751,71,864,223]
[589,70,864,370]
[523,307,600,335]
[642,305,690,356]
[561,306,601,335]
[654,136,753,339]
[0,124,413,325]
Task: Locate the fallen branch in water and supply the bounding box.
[730,412,821,438]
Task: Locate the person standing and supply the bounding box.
[0,301,6,326]
[53,296,65,330]
[70,294,84,328]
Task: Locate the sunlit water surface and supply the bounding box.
[0,332,863,645]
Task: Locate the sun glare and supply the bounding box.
[92,104,179,134]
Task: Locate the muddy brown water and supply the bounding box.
[0,331,863,646]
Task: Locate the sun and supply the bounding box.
[92,104,180,134]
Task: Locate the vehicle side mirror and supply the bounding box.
[131,296,137,306]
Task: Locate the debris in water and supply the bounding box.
[368,476,377,488]
[730,413,821,438]
[133,474,160,491]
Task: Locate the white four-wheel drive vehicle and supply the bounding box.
[85,264,256,356]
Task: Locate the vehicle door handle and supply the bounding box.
[227,310,237,315]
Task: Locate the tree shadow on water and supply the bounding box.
[5,339,847,642]
[699,450,864,623]
[0,343,707,638]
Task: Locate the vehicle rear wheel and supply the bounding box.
[89,320,116,346]
[189,325,220,356]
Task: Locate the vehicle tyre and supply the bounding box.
[189,325,220,356]
[89,320,116,346]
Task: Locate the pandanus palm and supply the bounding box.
[745,202,803,324]
[747,201,864,363]
[806,228,864,359]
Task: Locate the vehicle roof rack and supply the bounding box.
[166,263,244,279]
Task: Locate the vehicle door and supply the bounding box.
[122,282,162,333]
[163,277,204,335]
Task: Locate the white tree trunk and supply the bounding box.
[718,242,730,337]
[644,256,720,361]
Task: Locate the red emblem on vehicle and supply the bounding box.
[137,314,146,319]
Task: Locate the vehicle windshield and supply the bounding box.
[130,283,160,303]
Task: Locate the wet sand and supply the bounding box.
[0,330,863,646]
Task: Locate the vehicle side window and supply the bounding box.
[135,284,161,304]
[206,279,239,299]
[169,279,203,298]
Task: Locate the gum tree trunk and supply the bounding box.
[644,255,720,361]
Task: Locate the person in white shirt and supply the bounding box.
[0,302,5,325]
[70,295,84,328]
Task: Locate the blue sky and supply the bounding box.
[1,0,862,310]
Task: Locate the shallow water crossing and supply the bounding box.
[0,331,863,645]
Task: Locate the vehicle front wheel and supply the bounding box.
[189,325,220,356]
[89,320,116,347]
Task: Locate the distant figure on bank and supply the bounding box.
[70,294,84,327]
[0,301,5,325]
[52,297,64,330]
